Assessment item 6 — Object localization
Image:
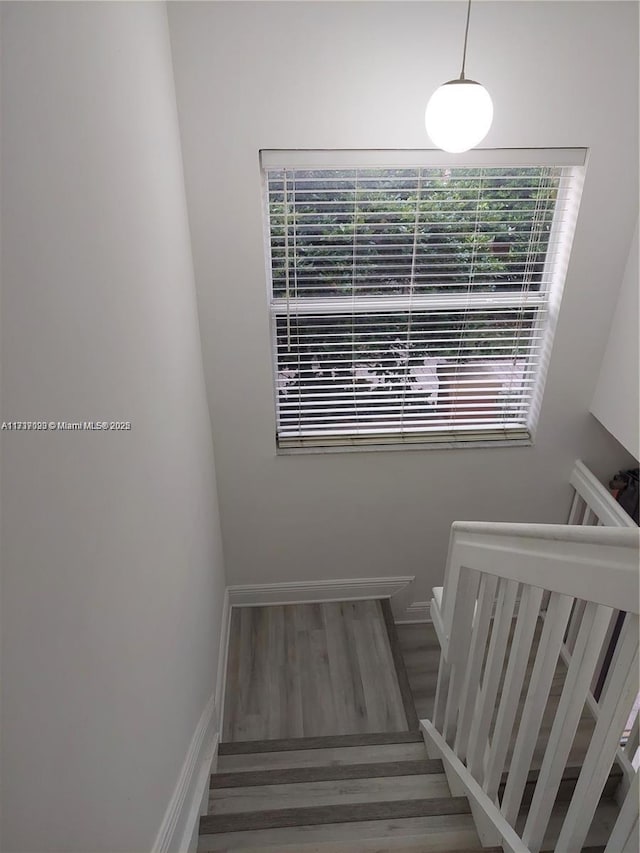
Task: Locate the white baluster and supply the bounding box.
[467,577,519,785]
[591,609,621,698]
[433,654,450,731]
[455,572,499,761]
[583,507,598,525]
[500,592,574,825]
[484,584,544,801]
[567,491,583,525]
[522,601,613,853]
[443,568,480,745]
[555,614,639,852]
[621,817,639,853]
[604,769,638,853]
[623,710,639,764]
[565,599,586,653]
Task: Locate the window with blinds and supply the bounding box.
[262,149,586,450]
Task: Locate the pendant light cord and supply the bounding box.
[460,0,472,80]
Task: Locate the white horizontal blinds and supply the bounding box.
[266,158,573,447]
[269,169,567,295]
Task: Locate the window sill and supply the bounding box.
[276,437,534,456]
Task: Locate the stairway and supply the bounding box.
[206,595,629,852]
[199,731,622,852]
[198,730,498,852]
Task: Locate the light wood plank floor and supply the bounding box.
[222,600,411,742]
[208,773,451,814]
[396,623,440,722]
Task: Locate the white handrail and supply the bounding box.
[450,519,638,545]
[571,459,637,528]
[439,524,638,658]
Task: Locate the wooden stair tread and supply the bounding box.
[198,813,481,852]
[200,796,471,834]
[209,772,451,813]
[218,730,422,755]
[212,758,443,788]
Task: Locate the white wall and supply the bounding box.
[0,7,3,845]
[168,1,638,603]
[591,218,639,461]
[0,4,225,851]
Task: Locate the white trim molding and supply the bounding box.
[395,600,432,623]
[152,692,218,853]
[215,588,232,753]
[226,576,415,608]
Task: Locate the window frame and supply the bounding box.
[261,148,587,453]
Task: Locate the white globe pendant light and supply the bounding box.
[426,79,493,153]
[425,0,493,153]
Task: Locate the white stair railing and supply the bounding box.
[423,520,639,853]
[563,460,638,795]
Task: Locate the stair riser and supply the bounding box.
[507,771,622,806]
[218,730,423,755]
[217,742,427,774]
[200,796,471,835]
[211,758,443,789]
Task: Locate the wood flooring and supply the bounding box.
[224,603,601,767]
[396,622,440,722]
[222,599,413,742]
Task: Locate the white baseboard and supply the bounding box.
[226,576,415,608]
[183,727,218,853]
[215,588,232,753]
[152,692,218,853]
[395,600,432,623]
